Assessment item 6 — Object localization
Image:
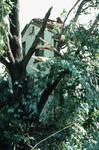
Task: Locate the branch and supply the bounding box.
[57,0,81,51]
[73,0,89,22]
[88,13,99,34]
[38,45,64,58]
[5,33,15,64]
[31,122,74,150]
[37,70,69,115]
[32,55,50,62]
[81,4,93,13]
[62,0,81,29]
[9,0,21,39]
[9,0,22,61]
[38,38,64,58]
[22,7,52,69]
[0,55,10,70]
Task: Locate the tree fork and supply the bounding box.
[21,7,52,68]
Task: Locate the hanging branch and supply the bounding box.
[37,69,70,115]
[21,7,52,69]
[31,122,74,150]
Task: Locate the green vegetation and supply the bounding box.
[0,0,99,149]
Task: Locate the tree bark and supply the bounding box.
[9,62,26,104]
[9,0,23,62]
[9,0,21,39]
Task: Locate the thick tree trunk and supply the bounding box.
[9,63,27,104]
[9,0,23,62]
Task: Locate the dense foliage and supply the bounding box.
[0,0,99,149]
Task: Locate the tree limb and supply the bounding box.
[57,0,81,51]
[5,33,15,64]
[62,0,81,29]
[38,38,64,58]
[37,70,70,115]
[0,55,10,70]
[21,7,52,69]
[31,122,74,150]
[73,0,90,22]
[9,0,22,61]
[81,5,93,13]
[9,0,21,39]
[88,13,99,34]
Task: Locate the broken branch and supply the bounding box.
[39,37,64,58]
[22,7,52,68]
[37,69,69,114]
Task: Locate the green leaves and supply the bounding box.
[0,0,12,21]
[0,0,98,149]
[0,0,13,55]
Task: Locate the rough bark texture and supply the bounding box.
[9,0,23,62]
[9,0,21,39]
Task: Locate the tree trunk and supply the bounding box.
[10,63,27,104]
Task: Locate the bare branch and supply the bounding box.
[5,33,15,64]
[62,0,81,29]
[32,55,50,62]
[73,0,90,22]
[31,122,74,150]
[88,13,99,34]
[9,0,22,59]
[81,5,93,13]
[38,38,64,58]
[22,7,52,69]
